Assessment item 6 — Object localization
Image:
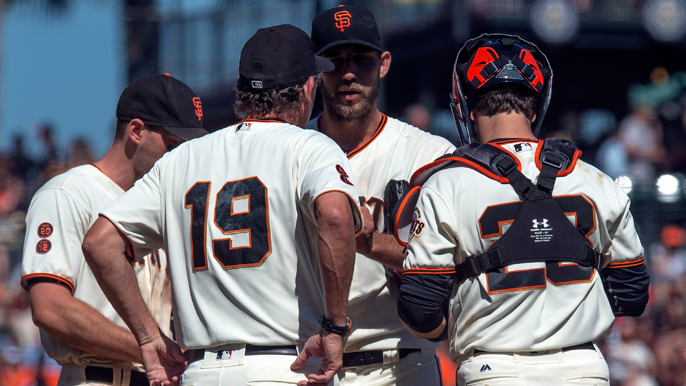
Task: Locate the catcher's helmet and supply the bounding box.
[450,34,553,145]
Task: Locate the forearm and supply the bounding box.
[316,192,356,325]
[28,282,141,363]
[359,233,406,271]
[83,216,163,345]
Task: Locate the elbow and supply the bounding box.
[316,193,354,234]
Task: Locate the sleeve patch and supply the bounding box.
[36,239,52,254]
[335,164,354,186]
[38,222,54,238]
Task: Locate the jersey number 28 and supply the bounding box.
[479,195,596,294]
[184,177,271,270]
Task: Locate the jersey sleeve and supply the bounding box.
[100,161,165,260]
[602,188,644,266]
[403,185,458,272]
[21,188,90,292]
[599,186,649,317]
[398,184,457,334]
[297,136,363,234]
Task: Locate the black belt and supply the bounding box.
[84,365,148,386]
[186,344,298,363]
[474,342,594,355]
[342,348,421,368]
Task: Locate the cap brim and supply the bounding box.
[163,126,209,141]
[315,39,383,56]
[315,55,335,73]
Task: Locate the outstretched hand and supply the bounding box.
[141,333,187,386]
[291,329,343,386]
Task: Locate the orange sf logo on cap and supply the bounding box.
[193,97,203,121]
[334,11,351,32]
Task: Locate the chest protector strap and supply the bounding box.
[454,139,601,283]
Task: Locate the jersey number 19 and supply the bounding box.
[184,177,271,271]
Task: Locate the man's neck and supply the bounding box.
[475,112,536,144]
[319,107,383,153]
[93,142,136,191]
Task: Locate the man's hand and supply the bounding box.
[355,206,376,255]
[141,333,187,386]
[291,329,343,386]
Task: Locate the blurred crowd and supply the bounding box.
[2,70,686,384]
[0,123,94,385]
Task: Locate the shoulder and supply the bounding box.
[33,164,105,200]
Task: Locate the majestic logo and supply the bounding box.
[236,122,252,132]
[193,97,203,121]
[334,11,352,32]
[38,222,54,238]
[216,349,233,360]
[479,364,492,372]
[336,164,354,186]
[251,80,263,89]
[532,218,549,228]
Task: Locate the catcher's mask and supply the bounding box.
[450,34,553,145]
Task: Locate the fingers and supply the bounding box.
[290,348,312,371]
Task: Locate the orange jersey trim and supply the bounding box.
[89,163,124,189]
[394,186,422,247]
[533,139,582,176]
[607,257,645,268]
[235,118,286,124]
[403,267,457,276]
[313,190,364,237]
[317,114,388,159]
[489,138,538,145]
[21,273,75,294]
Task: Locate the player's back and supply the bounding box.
[414,139,642,361]
[153,119,358,349]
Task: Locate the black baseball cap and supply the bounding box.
[239,24,335,91]
[311,5,383,55]
[116,74,208,141]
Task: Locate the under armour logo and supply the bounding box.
[480,364,492,372]
[334,11,352,32]
[532,218,549,228]
[193,97,203,121]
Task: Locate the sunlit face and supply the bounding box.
[320,44,381,121]
[133,125,184,180]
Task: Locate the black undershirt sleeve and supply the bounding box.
[601,263,650,317]
[397,272,455,334]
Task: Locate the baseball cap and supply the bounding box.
[239,24,335,91]
[311,5,383,55]
[116,74,208,141]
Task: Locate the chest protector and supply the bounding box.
[394,138,602,283]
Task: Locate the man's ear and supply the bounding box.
[127,119,145,145]
[531,113,537,124]
[303,76,316,107]
[379,51,392,79]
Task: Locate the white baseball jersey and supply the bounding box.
[307,114,455,352]
[20,164,172,366]
[403,139,644,363]
[101,119,362,350]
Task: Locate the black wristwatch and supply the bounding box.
[319,315,352,336]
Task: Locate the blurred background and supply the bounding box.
[1,0,686,385]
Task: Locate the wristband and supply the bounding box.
[319,315,352,336]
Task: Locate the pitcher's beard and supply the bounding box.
[322,79,380,121]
